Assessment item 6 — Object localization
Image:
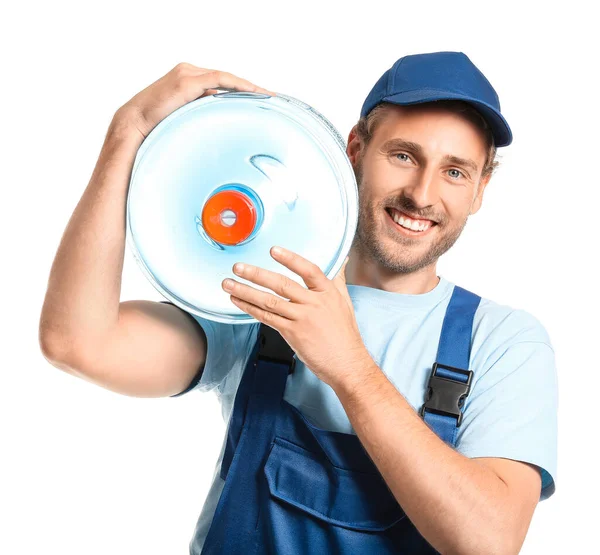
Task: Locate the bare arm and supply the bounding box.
[39,63,275,397]
[41,299,210,398]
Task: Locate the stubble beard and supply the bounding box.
[351,157,469,275]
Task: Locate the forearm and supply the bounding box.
[333,357,516,555]
[39,111,143,360]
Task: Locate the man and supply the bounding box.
[39,52,557,554]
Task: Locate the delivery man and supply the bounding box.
[39,51,558,554]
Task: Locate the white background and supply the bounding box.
[2,1,597,553]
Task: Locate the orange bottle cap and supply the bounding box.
[201,190,257,246]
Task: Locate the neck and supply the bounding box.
[344,246,440,295]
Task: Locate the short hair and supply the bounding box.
[354,100,501,180]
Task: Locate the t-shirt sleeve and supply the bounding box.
[158,301,259,397]
[455,309,558,502]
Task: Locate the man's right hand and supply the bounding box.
[114,62,276,143]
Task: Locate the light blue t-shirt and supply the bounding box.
[179,275,558,554]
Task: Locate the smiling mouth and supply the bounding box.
[385,208,438,236]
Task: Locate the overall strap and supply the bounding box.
[420,285,481,446]
[256,323,297,374]
[202,325,295,554]
[220,324,295,482]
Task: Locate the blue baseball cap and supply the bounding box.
[360,51,513,147]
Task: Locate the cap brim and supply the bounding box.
[378,89,513,147]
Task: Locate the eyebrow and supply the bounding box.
[380,137,480,174]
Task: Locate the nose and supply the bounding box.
[403,166,440,209]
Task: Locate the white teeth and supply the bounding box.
[391,209,431,232]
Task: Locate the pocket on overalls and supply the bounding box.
[263,436,406,532]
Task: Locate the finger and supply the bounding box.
[224,279,298,320]
[170,70,275,106]
[230,295,291,330]
[336,257,350,280]
[231,262,311,304]
[184,65,273,93]
[198,70,276,96]
[196,89,221,100]
[200,86,277,98]
[270,247,329,292]
[333,257,352,298]
[207,85,277,96]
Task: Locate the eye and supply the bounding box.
[448,168,466,179]
[394,152,413,163]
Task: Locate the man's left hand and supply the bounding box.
[221,246,368,387]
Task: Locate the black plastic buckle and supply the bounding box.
[420,362,473,426]
[257,324,296,374]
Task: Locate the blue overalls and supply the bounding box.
[200,285,481,554]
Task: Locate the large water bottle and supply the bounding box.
[126,91,358,324]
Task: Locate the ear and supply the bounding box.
[346,126,362,166]
[469,173,491,215]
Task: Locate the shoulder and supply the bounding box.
[472,294,554,350]
[467,293,555,384]
[190,314,260,346]
[187,314,261,394]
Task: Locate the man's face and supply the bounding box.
[348,104,490,275]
